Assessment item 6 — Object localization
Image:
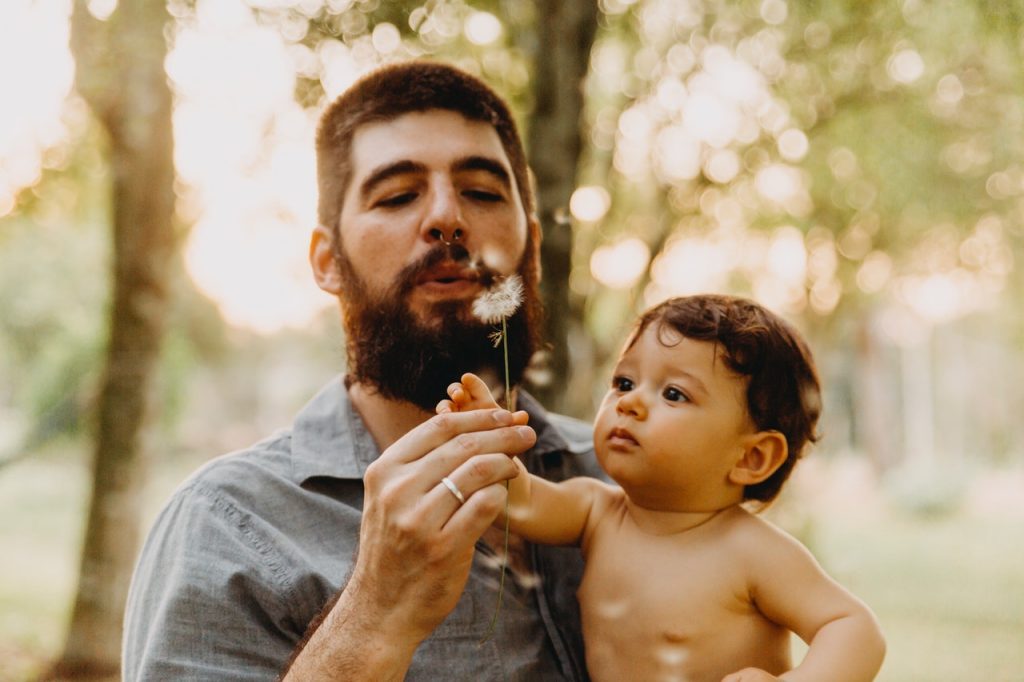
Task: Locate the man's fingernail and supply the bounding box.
[516,426,534,439]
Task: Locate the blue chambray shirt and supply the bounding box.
[123,377,599,680]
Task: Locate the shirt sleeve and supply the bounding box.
[123,482,302,681]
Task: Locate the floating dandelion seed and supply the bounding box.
[471,273,524,643]
[472,274,524,324]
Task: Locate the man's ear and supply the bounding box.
[728,431,788,486]
[310,224,342,295]
[527,214,542,282]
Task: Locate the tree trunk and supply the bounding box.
[51,0,176,677]
[526,0,599,416]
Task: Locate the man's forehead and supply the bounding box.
[349,109,511,171]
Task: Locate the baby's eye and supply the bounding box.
[611,376,634,392]
[663,386,689,403]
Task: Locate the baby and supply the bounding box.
[439,294,885,682]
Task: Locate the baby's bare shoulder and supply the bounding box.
[720,506,807,555]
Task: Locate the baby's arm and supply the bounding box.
[438,373,602,545]
[727,521,885,682]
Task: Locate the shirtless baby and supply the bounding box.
[438,294,885,682]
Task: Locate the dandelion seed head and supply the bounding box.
[473,275,524,323]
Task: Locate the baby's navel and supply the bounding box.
[662,628,689,644]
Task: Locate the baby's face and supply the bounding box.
[593,325,758,511]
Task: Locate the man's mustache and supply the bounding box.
[395,242,500,296]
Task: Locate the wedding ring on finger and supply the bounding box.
[440,476,466,506]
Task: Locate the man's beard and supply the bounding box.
[335,241,542,411]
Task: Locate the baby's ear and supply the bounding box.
[728,431,788,486]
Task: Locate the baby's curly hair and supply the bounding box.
[632,294,822,504]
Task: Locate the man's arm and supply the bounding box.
[124,479,302,681]
[282,406,533,679]
[725,519,886,682]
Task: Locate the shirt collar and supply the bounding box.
[289,376,571,485]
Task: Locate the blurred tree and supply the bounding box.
[49,0,176,677]
[523,0,599,413]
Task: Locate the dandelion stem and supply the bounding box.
[482,317,512,643]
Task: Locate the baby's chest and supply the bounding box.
[579,523,752,634]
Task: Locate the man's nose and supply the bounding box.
[616,391,646,420]
[422,181,466,245]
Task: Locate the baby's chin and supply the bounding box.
[594,450,641,489]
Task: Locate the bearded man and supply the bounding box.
[123,61,599,681]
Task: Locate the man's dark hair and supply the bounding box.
[632,294,822,504]
[315,60,539,286]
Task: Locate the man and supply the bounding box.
[123,61,599,680]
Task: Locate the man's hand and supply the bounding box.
[438,373,531,527]
[357,404,534,636]
[284,403,535,679]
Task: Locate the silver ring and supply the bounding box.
[440,476,466,505]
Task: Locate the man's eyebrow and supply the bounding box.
[358,160,427,201]
[452,155,512,187]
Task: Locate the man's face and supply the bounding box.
[336,109,530,327]
[319,109,539,409]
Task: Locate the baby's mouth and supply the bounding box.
[607,427,639,447]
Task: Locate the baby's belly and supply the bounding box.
[579,578,791,681]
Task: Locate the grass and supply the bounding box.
[814,514,1024,681]
[1,450,1022,681]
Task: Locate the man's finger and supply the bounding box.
[440,481,509,544]
[417,452,519,529]
[386,409,521,464]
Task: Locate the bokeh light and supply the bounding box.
[0,1,74,217]
[570,186,612,222]
[888,47,925,84]
[590,238,651,289]
[464,11,502,46]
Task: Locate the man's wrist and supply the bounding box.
[283,584,421,681]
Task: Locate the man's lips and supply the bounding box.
[414,263,481,295]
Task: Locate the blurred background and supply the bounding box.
[1,0,1022,679]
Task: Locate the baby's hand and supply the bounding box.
[720,668,782,682]
[443,373,502,412]
[436,373,529,426]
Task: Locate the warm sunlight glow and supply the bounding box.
[897,273,963,322]
[856,251,893,293]
[172,0,332,333]
[86,0,117,21]
[318,39,360,98]
[766,226,807,285]
[0,1,74,217]
[646,236,737,304]
[590,238,651,289]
